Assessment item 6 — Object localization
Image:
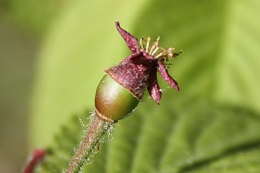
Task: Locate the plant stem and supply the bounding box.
[66,113,113,173]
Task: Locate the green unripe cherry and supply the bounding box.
[95,74,139,122]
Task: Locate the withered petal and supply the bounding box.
[115,21,139,54]
[147,70,162,104]
[158,61,179,91]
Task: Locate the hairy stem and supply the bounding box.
[66,113,113,173]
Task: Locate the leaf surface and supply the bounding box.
[38,100,260,173]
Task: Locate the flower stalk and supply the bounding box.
[66,114,112,173]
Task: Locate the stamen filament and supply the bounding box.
[149,37,160,55]
[155,52,163,58]
[138,36,181,61]
[140,38,144,50]
[151,47,160,56]
[145,37,151,53]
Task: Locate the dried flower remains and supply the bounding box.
[106,21,182,104]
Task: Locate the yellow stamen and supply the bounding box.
[145,37,151,53]
[139,36,181,60]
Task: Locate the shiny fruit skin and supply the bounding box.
[95,74,139,122]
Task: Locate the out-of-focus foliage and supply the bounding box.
[28,0,260,172]
[1,0,73,35]
[0,1,75,172]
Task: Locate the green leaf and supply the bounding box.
[37,100,260,173]
[30,0,260,172]
[107,100,260,173]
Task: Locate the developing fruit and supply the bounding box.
[94,21,182,122]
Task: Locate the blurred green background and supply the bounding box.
[1,0,260,172]
[0,0,72,172]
